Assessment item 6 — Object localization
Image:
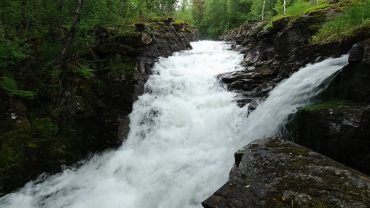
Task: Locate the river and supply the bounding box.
[0,41,348,208]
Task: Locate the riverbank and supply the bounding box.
[0,19,198,195]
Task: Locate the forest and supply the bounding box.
[1,0,370,72]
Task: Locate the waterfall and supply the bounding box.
[237,55,348,145]
[0,41,348,208]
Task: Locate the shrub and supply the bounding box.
[0,40,29,68]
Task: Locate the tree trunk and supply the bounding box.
[261,0,266,20]
[283,0,286,15]
[312,0,319,5]
[18,0,27,33]
[56,0,85,68]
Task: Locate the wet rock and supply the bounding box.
[363,39,370,64]
[203,138,370,208]
[283,39,370,176]
[348,43,364,63]
[324,51,370,103]
[219,6,370,110]
[287,102,370,175]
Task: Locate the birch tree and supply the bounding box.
[261,0,266,20]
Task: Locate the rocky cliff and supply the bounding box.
[0,19,198,195]
[286,39,370,175]
[204,3,370,207]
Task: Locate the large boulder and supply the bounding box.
[287,102,370,174]
[203,138,370,208]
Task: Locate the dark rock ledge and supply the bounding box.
[203,138,370,208]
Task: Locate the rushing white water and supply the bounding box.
[0,41,348,208]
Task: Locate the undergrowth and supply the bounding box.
[0,76,36,99]
[312,0,370,43]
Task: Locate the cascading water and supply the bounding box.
[0,41,348,208]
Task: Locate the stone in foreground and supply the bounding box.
[202,138,370,208]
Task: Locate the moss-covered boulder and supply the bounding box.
[95,21,198,58]
[203,138,370,208]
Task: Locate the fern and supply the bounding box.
[0,76,36,99]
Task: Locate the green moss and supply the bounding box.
[30,117,58,137]
[0,117,61,172]
[172,20,186,25]
[301,100,358,112]
[266,139,310,156]
[261,139,370,207]
[304,4,330,15]
[265,15,292,30]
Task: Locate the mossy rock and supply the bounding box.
[0,117,71,193]
[203,138,370,208]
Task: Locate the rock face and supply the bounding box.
[288,102,370,175]
[203,138,370,208]
[285,39,370,175]
[324,39,370,102]
[219,7,368,108]
[208,4,370,207]
[0,20,198,195]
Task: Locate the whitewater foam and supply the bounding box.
[0,41,348,208]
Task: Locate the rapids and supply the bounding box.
[0,41,348,208]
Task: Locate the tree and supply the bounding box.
[262,0,266,20]
[57,0,85,68]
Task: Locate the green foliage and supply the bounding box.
[0,40,29,68]
[312,1,370,43]
[187,0,331,38]
[174,0,195,24]
[192,0,257,38]
[0,76,36,99]
[75,65,95,79]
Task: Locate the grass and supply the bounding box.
[286,0,314,17]
[266,0,329,30]
[312,1,370,43]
